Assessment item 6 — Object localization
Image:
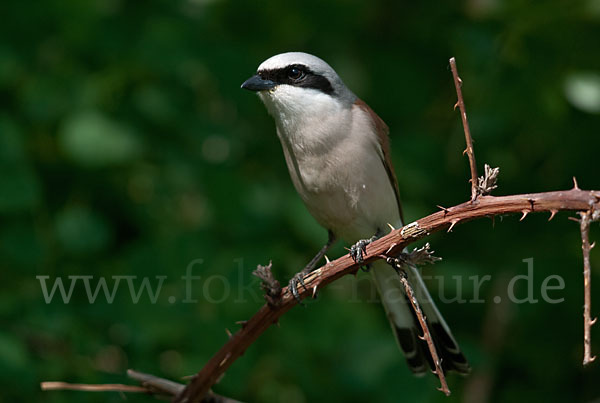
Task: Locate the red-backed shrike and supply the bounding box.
[242,52,469,375]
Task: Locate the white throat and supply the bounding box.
[258,85,353,155]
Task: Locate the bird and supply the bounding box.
[241,52,469,375]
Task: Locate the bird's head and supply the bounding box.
[241,52,356,125]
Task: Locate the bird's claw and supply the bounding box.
[289,272,307,304]
[349,236,378,272]
[350,236,377,264]
[350,240,367,264]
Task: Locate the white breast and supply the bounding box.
[261,86,400,242]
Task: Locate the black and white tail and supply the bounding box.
[371,260,470,375]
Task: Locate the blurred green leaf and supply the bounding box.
[564,72,600,114]
[59,111,141,167]
[54,205,112,255]
[0,332,29,371]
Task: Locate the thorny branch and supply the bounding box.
[579,210,598,365]
[400,270,450,395]
[174,187,600,403]
[384,244,449,396]
[450,57,479,201]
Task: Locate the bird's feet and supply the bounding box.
[288,272,308,303]
[349,235,378,265]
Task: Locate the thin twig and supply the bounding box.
[579,211,597,365]
[41,369,184,398]
[175,188,600,403]
[42,369,240,403]
[383,246,449,395]
[41,382,148,393]
[127,369,185,396]
[397,266,450,396]
[450,57,479,201]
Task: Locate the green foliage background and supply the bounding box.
[2,0,600,402]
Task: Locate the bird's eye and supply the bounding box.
[288,67,304,80]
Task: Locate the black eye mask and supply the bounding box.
[258,64,335,95]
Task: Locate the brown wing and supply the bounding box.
[354,99,405,225]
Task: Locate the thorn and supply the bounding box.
[520,210,529,221]
[225,328,232,339]
[418,334,426,341]
[235,320,248,328]
[568,216,581,223]
[463,148,468,156]
[573,176,580,190]
[591,317,598,325]
[324,255,330,264]
[219,352,232,367]
[431,369,438,375]
[453,101,459,110]
[458,77,463,86]
[386,242,398,254]
[387,222,396,231]
[447,220,459,232]
[548,210,558,221]
[312,285,318,299]
[591,241,596,249]
[437,205,449,216]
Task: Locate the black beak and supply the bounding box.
[241,74,276,92]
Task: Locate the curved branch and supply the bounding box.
[175,187,600,403]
